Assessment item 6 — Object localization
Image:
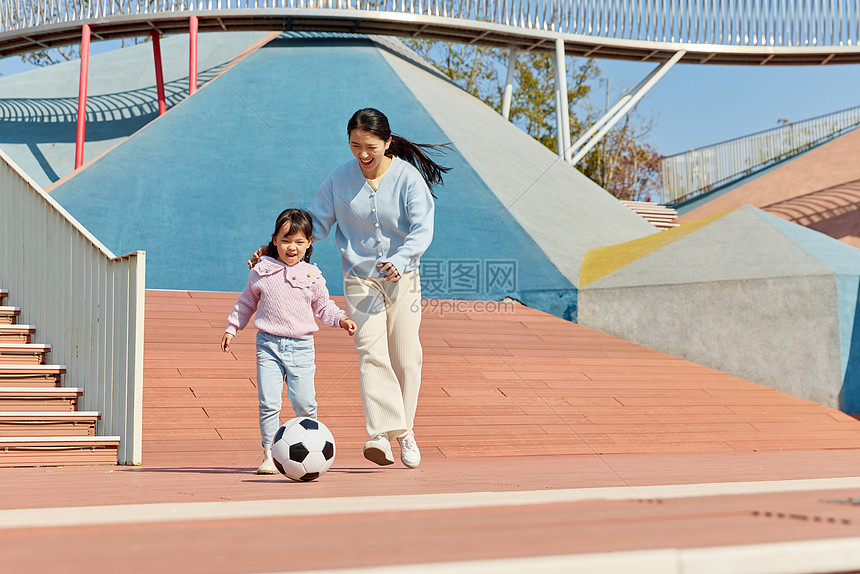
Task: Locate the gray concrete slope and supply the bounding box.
[379,48,658,288]
[579,205,860,412]
[588,206,834,288]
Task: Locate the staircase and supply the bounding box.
[0,288,120,467]
[620,200,679,230]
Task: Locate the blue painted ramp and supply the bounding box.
[50,35,577,318]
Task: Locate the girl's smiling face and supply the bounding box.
[350,128,391,179]
[273,225,311,266]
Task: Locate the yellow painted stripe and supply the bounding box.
[580,208,738,287]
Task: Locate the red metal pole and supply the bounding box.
[151,30,167,115]
[189,16,198,95]
[75,24,91,170]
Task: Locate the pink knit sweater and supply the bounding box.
[225,257,346,339]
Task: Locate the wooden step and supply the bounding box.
[0,436,120,467]
[636,213,678,221]
[625,207,678,215]
[620,201,679,231]
[0,411,99,437]
[0,289,6,304]
[0,306,21,325]
[0,344,50,365]
[625,208,678,215]
[0,325,35,344]
[621,200,677,210]
[0,364,66,387]
[0,387,82,411]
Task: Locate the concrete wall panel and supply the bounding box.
[579,275,844,409]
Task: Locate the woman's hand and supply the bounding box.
[377,262,401,283]
[339,316,357,336]
[220,332,234,352]
[247,245,268,269]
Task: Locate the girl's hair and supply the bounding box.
[347,108,451,192]
[267,208,314,263]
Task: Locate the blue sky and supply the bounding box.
[594,58,860,156]
[2,39,859,158]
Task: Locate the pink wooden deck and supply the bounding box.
[142,290,860,465]
[2,288,860,572]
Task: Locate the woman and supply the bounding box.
[254,108,450,468]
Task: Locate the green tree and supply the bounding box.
[407,40,498,103]
[579,113,663,201]
[505,52,595,152]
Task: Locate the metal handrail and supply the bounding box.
[661,105,860,205]
[4,1,860,62]
[5,0,858,46]
[0,149,145,465]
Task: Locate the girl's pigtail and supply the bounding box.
[388,135,452,193]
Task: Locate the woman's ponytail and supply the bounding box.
[348,108,451,193]
[388,135,451,191]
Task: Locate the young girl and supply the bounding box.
[222,208,356,474]
[251,108,450,469]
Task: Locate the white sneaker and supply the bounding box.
[257,445,278,475]
[397,431,421,468]
[363,433,394,466]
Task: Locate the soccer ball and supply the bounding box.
[271,417,336,481]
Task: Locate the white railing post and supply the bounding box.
[554,38,572,162]
[501,47,518,121]
[570,50,685,166]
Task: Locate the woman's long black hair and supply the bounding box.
[348,108,451,192]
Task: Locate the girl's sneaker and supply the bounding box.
[257,445,278,474]
[363,433,394,465]
[397,431,421,468]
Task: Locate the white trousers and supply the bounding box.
[344,270,422,440]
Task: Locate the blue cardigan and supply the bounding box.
[309,156,435,278]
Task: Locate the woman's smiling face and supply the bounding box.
[350,129,391,179]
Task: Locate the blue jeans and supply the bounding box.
[255,331,317,446]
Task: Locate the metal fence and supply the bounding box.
[661,105,860,205]
[3,0,860,48]
[0,148,144,465]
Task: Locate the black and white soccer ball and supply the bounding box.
[271,417,336,482]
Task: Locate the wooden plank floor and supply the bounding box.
[142,289,860,467]
[2,487,860,574]
[3,288,860,573]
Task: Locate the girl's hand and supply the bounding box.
[377,262,401,283]
[339,316,357,336]
[221,332,234,352]
[247,245,268,269]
